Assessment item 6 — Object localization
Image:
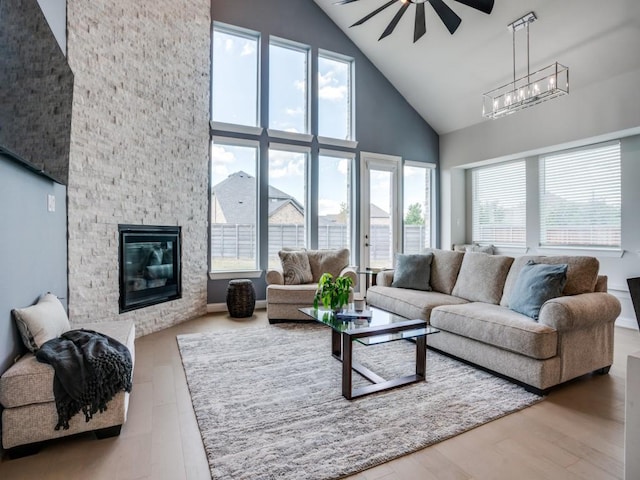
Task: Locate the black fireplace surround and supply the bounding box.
[119,225,181,313]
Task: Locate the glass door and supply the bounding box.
[360,153,401,274]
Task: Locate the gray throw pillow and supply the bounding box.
[391,253,433,291]
[509,261,568,320]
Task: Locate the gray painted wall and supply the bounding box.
[36,0,66,54]
[208,0,439,304]
[0,154,67,375]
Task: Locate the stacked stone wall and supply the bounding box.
[67,0,211,335]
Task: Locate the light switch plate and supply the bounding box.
[47,194,55,212]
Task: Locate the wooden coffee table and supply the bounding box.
[299,306,439,399]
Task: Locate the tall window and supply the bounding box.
[472,161,526,246]
[268,146,309,267]
[269,40,309,134]
[403,163,433,253]
[540,142,621,248]
[209,24,360,274]
[318,52,353,141]
[318,151,353,251]
[211,25,259,127]
[210,140,259,272]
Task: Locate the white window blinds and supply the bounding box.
[540,142,621,248]
[472,161,526,246]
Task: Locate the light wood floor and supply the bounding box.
[0,311,638,480]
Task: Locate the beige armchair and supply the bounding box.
[266,248,357,322]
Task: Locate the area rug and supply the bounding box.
[177,323,542,480]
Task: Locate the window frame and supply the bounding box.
[539,141,622,252]
[471,160,527,248]
[267,36,313,142]
[402,161,436,253]
[267,142,312,268]
[209,25,363,276]
[210,22,263,136]
[317,148,356,257]
[209,136,262,279]
[317,49,357,148]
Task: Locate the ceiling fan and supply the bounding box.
[334,0,495,43]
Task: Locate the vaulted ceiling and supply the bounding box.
[314,0,640,135]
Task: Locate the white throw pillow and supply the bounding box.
[12,293,71,352]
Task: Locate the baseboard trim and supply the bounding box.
[207,301,267,313]
[616,316,639,330]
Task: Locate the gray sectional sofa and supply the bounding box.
[366,249,621,394]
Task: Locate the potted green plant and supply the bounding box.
[313,273,353,312]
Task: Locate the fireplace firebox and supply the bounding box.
[119,225,181,313]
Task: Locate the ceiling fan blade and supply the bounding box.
[334,0,360,5]
[379,2,410,40]
[428,0,462,34]
[351,0,397,27]
[414,2,427,43]
[454,0,494,15]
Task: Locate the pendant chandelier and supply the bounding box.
[482,12,569,119]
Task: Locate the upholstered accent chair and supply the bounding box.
[266,248,358,322]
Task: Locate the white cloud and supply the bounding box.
[211,145,235,164]
[318,198,341,216]
[319,85,347,101]
[212,164,230,178]
[241,41,256,57]
[285,107,304,117]
[224,38,234,52]
[269,154,305,179]
[318,71,334,88]
[294,79,307,93]
[338,158,349,175]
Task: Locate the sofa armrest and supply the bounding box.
[376,269,394,287]
[266,269,284,285]
[538,292,621,331]
[339,266,358,288]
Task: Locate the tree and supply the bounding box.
[405,203,424,225]
[337,202,349,224]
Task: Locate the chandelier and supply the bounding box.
[482,12,569,119]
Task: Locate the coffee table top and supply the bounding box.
[299,306,439,345]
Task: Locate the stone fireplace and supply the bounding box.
[118,225,181,313]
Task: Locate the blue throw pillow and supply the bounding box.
[509,261,568,320]
[391,253,433,291]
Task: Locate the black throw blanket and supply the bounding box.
[36,329,133,430]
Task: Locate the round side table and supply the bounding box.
[226,279,256,318]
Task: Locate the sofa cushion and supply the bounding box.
[423,248,465,294]
[509,261,568,320]
[278,250,313,285]
[391,253,433,291]
[501,255,600,307]
[430,303,558,360]
[12,294,70,353]
[451,253,514,304]
[307,248,350,282]
[266,283,318,305]
[366,286,468,322]
[0,320,135,409]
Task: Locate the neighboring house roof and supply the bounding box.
[212,171,304,224]
[212,171,256,224]
[370,203,389,219]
